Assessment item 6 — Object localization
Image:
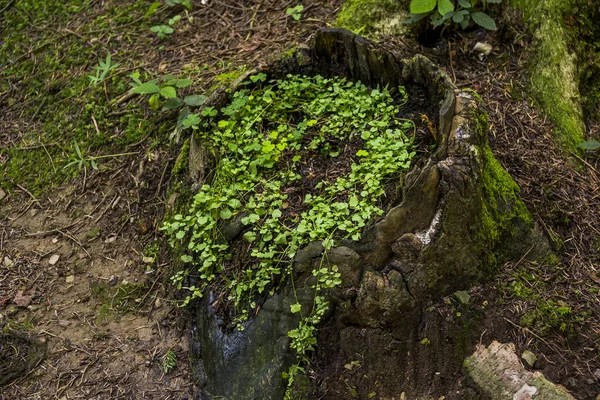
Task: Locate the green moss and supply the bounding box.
[472,111,533,272]
[510,0,586,151]
[0,0,160,195]
[215,67,249,86]
[336,0,406,36]
[172,138,190,176]
[477,112,532,243]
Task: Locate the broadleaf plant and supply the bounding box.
[406,0,500,31]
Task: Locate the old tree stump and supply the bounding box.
[172,29,549,399]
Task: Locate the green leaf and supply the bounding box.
[149,93,160,110]
[174,78,193,88]
[131,82,161,95]
[162,97,184,110]
[180,254,193,263]
[579,140,600,150]
[290,303,302,313]
[470,12,497,30]
[145,2,161,17]
[454,290,471,304]
[182,113,201,128]
[458,0,471,7]
[437,0,454,16]
[184,94,207,106]
[160,86,177,99]
[403,12,430,24]
[410,0,436,14]
[243,231,257,243]
[452,12,464,23]
[220,208,233,219]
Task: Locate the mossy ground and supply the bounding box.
[336,0,407,36]
[0,0,161,195]
[510,0,600,152]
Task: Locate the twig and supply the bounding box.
[503,317,568,361]
[16,184,39,203]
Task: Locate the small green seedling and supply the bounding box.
[64,141,137,172]
[162,350,177,373]
[88,53,120,86]
[286,5,304,21]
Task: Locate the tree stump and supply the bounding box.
[181,29,549,399]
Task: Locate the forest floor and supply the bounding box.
[0,0,599,399]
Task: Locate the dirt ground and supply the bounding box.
[1,0,599,399]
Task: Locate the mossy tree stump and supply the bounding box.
[178,29,548,399]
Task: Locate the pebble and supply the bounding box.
[0,188,6,201]
[121,279,130,286]
[65,275,75,284]
[521,350,537,368]
[594,369,600,380]
[3,256,13,267]
[58,320,70,327]
[105,235,117,244]
[52,237,59,244]
[142,256,154,264]
[154,297,162,308]
[49,254,60,265]
[108,275,118,286]
[29,208,39,217]
[14,290,34,307]
[27,305,39,312]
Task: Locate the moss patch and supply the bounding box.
[510,0,586,151]
[0,0,163,196]
[336,0,407,36]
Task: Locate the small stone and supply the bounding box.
[49,254,60,265]
[108,275,118,286]
[14,290,34,307]
[121,279,130,286]
[594,369,600,380]
[521,349,537,368]
[105,235,117,244]
[142,256,154,264]
[29,208,39,217]
[3,256,13,267]
[58,320,70,327]
[0,188,6,201]
[473,42,493,56]
[154,297,162,308]
[145,360,152,368]
[65,275,75,284]
[27,305,39,312]
[52,237,59,243]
